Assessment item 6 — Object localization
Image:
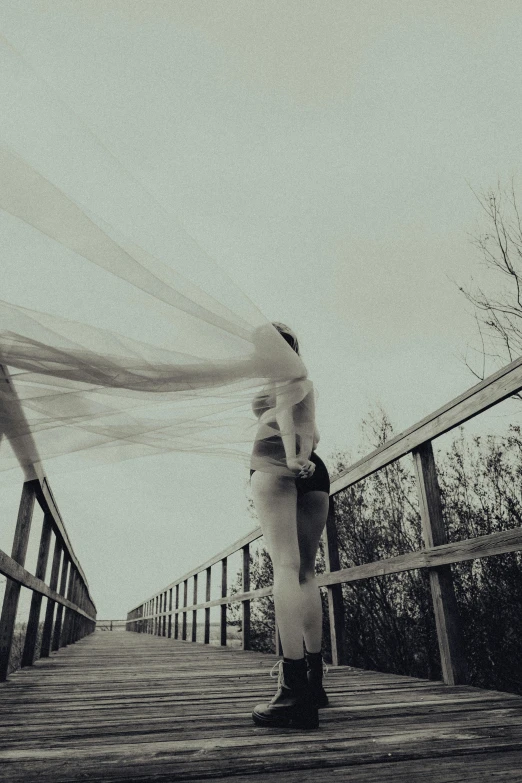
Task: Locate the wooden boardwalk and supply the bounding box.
[1,632,522,782]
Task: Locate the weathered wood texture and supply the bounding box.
[323,496,346,666]
[39,537,62,658]
[0,473,96,681]
[330,352,522,495]
[241,544,250,651]
[220,557,227,647]
[0,482,36,680]
[21,513,53,667]
[413,442,468,686]
[1,631,521,783]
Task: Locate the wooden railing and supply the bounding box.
[127,355,522,686]
[0,366,97,681]
[96,619,127,631]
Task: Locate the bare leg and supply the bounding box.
[296,491,330,653]
[250,471,304,659]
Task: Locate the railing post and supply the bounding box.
[21,512,53,666]
[168,588,172,638]
[67,568,79,645]
[40,537,63,657]
[412,441,468,685]
[204,566,211,644]
[242,544,251,651]
[324,496,347,665]
[191,574,198,642]
[0,481,37,681]
[52,554,69,651]
[174,585,179,639]
[163,592,167,637]
[182,580,188,640]
[275,624,282,657]
[220,557,227,646]
[70,570,81,644]
[60,564,76,647]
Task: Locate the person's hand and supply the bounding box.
[286,457,316,479]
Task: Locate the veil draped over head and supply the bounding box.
[0,36,316,481]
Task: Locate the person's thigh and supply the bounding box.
[250,471,299,568]
[296,491,330,576]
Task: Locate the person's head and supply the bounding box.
[271,322,300,355]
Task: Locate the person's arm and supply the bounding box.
[275,405,298,463]
[312,424,320,450]
[276,403,315,477]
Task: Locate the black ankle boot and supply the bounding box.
[252,658,319,729]
[305,650,329,708]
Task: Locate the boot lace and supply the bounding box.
[270,660,284,683]
[270,659,329,678]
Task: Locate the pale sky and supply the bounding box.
[1,1,522,619]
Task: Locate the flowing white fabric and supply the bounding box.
[0,36,315,480]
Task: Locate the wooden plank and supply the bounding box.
[330,354,522,496]
[323,496,346,665]
[413,443,468,686]
[242,544,250,651]
[21,513,53,667]
[0,546,102,621]
[317,526,522,588]
[40,537,62,658]
[0,481,36,681]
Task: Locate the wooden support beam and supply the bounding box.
[275,625,282,657]
[168,588,172,638]
[191,574,198,642]
[0,481,37,681]
[182,580,188,641]
[242,544,251,651]
[413,441,468,686]
[204,566,211,645]
[21,513,52,667]
[174,585,179,640]
[40,537,62,657]
[220,558,227,646]
[52,555,69,651]
[59,561,75,648]
[324,496,347,665]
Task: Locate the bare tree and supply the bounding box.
[456,179,522,388]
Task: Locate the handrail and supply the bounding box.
[330,353,522,494]
[126,353,522,687]
[0,365,97,681]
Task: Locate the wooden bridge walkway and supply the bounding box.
[1,633,522,782]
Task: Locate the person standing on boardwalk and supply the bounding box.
[250,323,330,730]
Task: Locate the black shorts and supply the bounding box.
[250,451,330,496]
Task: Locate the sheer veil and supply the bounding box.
[0,36,315,481]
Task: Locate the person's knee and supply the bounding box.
[299,564,316,585]
[273,559,301,582]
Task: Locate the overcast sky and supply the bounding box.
[1,1,522,619]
